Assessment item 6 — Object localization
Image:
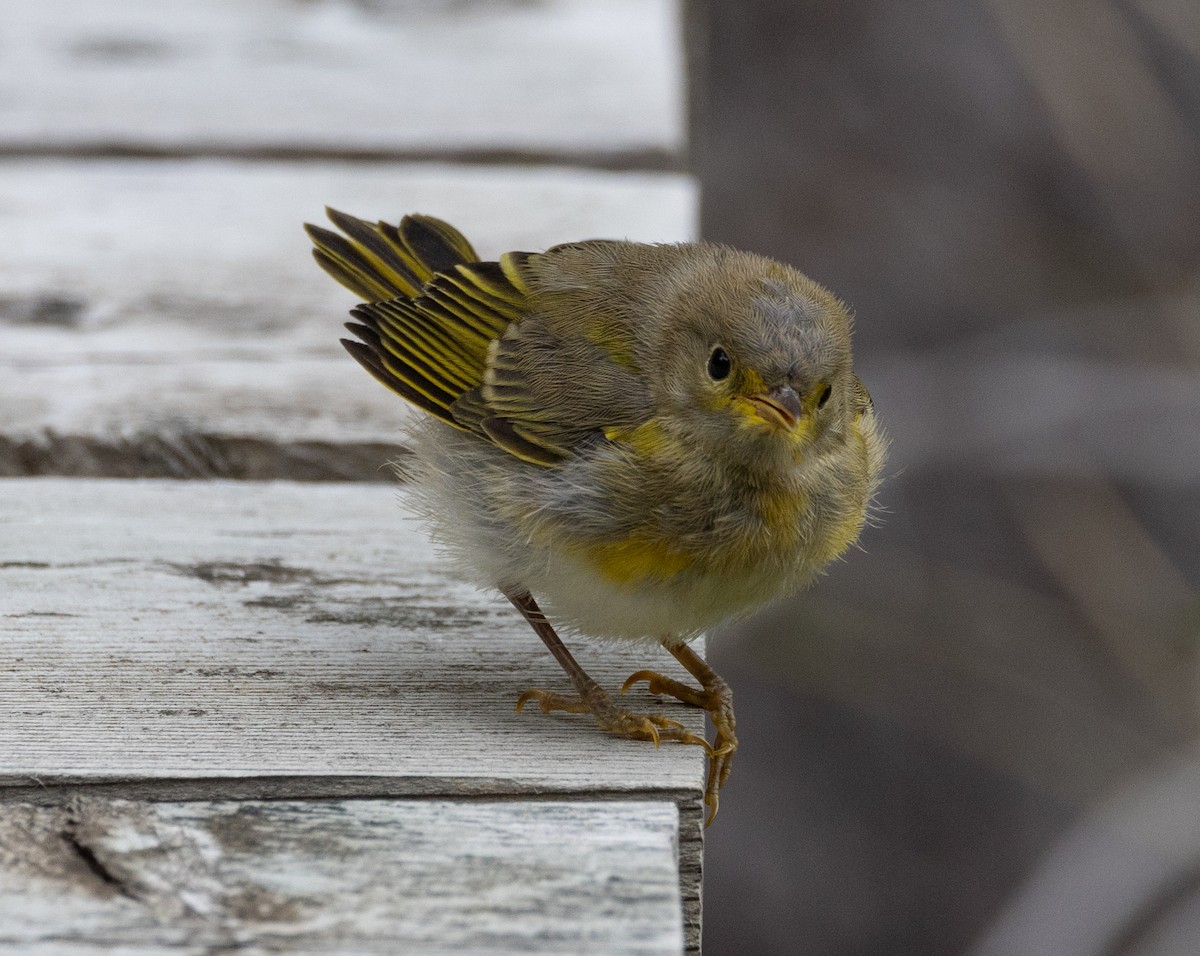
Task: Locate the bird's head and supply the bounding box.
[651,248,858,469]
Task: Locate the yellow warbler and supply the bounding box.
[305,208,886,823]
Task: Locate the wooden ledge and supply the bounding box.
[1,478,705,950]
[0,798,684,954]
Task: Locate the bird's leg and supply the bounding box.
[505,589,710,753]
[621,641,737,825]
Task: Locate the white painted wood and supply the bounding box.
[0,159,696,334]
[0,160,697,476]
[0,478,705,946]
[0,478,706,796]
[1,0,684,158]
[0,798,683,954]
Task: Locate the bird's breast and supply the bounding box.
[576,479,813,588]
[579,535,696,585]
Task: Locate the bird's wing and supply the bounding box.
[307,210,653,467]
[471,317,652,464]
[305,207,478,301]
[341,258,526,431]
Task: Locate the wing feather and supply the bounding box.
[309,209,651,466]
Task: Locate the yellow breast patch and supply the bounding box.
[582,535,694,585]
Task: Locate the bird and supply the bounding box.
[304,208,886,824]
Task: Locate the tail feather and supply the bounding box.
[308,208,537,443]
[306,224,403,302]
[398,214,479,276]
[304,208,479,303]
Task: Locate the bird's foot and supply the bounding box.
[621,669,737,826]
[516,686,711,752]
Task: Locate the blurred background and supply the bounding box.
[4,0,1198,952]
[696,1,1200,953]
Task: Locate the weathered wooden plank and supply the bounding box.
[0,478,707,795]
[1,0,684,161]
[0,160,697,479]
[0,160,696,329]
[0,477,705,947]
[0,798,683,954]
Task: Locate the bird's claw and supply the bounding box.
[519,661,734,825]
[516,686,710,753]
[621,667,737,826]
[621,669,708,708]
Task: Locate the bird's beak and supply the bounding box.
[747,385,803,430]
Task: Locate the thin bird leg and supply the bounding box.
[505,589,710,753]
[621,640,737,825]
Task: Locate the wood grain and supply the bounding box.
[2,1,704,948]
[0,797,683,954]
[0,478,708,795]
[0,160,696,479]
[0,0,684,162]
[0,477,706,947]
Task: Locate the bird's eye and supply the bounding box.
[708,347,732,381]
[816,384,832,409]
